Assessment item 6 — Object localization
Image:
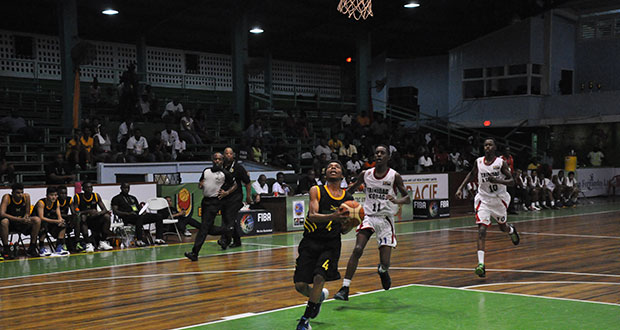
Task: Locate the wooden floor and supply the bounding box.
[0,207,619,329]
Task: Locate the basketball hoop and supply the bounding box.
[337,0,373,20]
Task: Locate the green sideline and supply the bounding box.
[188,284,620,330]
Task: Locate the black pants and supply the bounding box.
[221,194,243,244]
[175,215,202,231]
[192,197,226,255]
[122,213,164,240]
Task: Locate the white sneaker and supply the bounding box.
[98,241,113,251]
[153,239,166,245]
[85,243,95,253]
[39,247,52,257]
[183,229,192,237]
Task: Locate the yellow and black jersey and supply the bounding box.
[74,192,100,212]
[58,197,72,215]
[4,194,28,217]
[32,198,59,219]
[303,185,353,241]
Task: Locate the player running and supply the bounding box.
[334,145,410,301]
[456,138,520,277]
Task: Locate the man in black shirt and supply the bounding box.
[111,183,166,246]
[184,152,237,261]
[0,183,41,258]
[294,161,352,330]
[221,147,252,248]
[45,153,76,185]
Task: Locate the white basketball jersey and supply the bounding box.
[566,177,575,187]
[476,156,507,198]
[363,167,398,216]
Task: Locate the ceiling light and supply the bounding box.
[249,27,264,34]
[404,2,420,8]
[102,9,119,15]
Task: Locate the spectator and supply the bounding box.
[418,152,433,173]
[0,109,41,142]
[162,98,184,120]
[370,113,389,140]
[252,174,270,196]
[346,153,363,177]
[117,118,134,144]
[339,138,358,164]
[179,109,203,145]
[270,139,295,169]
[111,183,166,247]
[356,111,371,129]
[46,153,76,184]
[296,169,316,195]
[313,153,329,179]
[92,125,117,163]
[341,112,353,130]
[80,127,95,168]
[272,172,292,196]
[66,129,84,168]
[297,110,310,140]
[226,113,243,138]
[449,147,462,172]
[126,128,155,162]
[137,94,151,119]
[149,131,171,162]
[284,110,297,138]
[160,123,180,156]
[174,137,191,161]
[195,110,213,143]
[0,150,15,184]
[89,76,101,104]
[363,152,376,170]
[245,117,264,141]
[434,146,449,172]
[251,139,263,163]
[328,135,343,158]
[587,147,604,167]
[314,138,332,161]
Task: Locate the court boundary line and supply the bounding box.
[450,229,620,240]
[2,266,618,290]
[462,281,620,289]
[171,282,620,329]
[1,208,618,282]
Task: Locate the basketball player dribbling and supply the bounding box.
[456,138,520,277]
[334,145,410,301]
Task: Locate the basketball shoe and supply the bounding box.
[334,286,349,301]
[509,225,520,245]
[475,263,486,277]
[378,264,391,290]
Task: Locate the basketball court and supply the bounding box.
[1,200,618,329]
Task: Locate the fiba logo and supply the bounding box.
[240,214,255,234]
[428,201,439,217]
[294,201,304,216]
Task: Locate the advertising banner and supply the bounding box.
[287,196,308,232]
[236,210,273,236]
[575,168,615,197]
[413,199,450,219]
[401,174,449,200]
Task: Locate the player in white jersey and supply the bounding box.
[334,145,410,301]
[456,138,520,278]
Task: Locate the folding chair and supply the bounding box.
[146,197,181,242]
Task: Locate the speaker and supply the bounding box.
[388,86,418,111]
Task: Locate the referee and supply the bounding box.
[185,152,238,261]
[221,147,252,248]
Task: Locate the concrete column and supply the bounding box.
[356,32,371,114]
[136,35,147,83]
[542,10,553,95]
[264,50,273,109]
[232,10,248,125]
[57,0,78,131]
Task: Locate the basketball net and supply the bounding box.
[337,0,373,20]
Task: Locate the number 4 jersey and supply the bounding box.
[476,156,509,199]
[363,167,399,217]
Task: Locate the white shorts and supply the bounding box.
[474,193,510,227]
[357,215,397,248]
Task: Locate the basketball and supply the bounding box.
[339,200,364,234]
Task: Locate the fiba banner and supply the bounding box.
[235,210,273,236]
[413,199,450,219]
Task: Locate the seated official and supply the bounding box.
[161,196,202,237]
[33,186,70,256]
[272,172,292,196]
[0,183,40,258]
[111,183,166,247]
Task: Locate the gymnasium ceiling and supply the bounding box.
[1,0,619,65]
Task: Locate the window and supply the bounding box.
[462,63,543,99]
[463,68,483,79]
[14,35,34,59]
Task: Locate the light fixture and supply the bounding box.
[249,27,264,34]
[102,9,119,15]
[404,2,420,8]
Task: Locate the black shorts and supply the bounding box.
[41,221,66,238]
[84,214,107,231]
[6,219,32,235]
[293,237,341,284]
